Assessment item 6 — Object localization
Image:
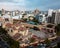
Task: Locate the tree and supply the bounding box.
[33,18,39,23]
[0,27,19,48]
[57,42,60,48]
[29,37,35,43]
[44,38,51,47]
[0,26,7,34]
[33,26,40,31]
[55,24,60,36]
[53,46,58,48]
[23,18,27,22]
[55,24,60,32]
[10,39,19,48]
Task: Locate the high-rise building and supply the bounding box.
[48,9,53,16]
[47,9,60,25]
[1,9,5,16]
[55,10,60,24]
[47,9,56,24]
[33,9,40,15]
[15,10,20,16]
[35,13,46,24]
[47,11,56,24]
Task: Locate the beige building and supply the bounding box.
[2,22,29,37]
[55,10,60,25]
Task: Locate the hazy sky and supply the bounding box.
[0,0,60,11]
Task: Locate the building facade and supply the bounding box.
[47,9,60,25]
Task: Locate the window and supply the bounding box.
[51,30,53,33]
[5,18,9,21]
[47,24,53,28]
[11,30,13,32]
[7,29,9,31]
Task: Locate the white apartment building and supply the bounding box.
[47,9,60,25]
[48,9,53,16]
[55,9,60,25]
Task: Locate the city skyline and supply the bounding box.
[0,1,60,48]
[0,0,60,11]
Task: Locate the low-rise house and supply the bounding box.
[12,33,22,41]
[3,22,29,37]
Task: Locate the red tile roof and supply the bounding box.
[12,33,21,40]
[15,24,21,27]
[18,27,27,31]
[5,23,13,28]
[12,26,17,30]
